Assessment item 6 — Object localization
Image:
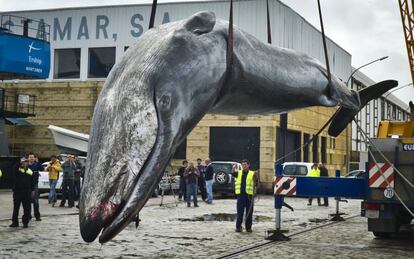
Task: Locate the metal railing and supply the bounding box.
[0,88,36,116]
[0,15,50,42]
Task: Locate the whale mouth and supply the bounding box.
[79,64,160,243]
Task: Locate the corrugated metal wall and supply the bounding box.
[2,0,351,81]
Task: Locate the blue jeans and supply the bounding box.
[236,194,254,230]
[186,183,198,206]
[49,179,58,203]
[205,179,213,203]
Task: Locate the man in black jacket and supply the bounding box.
[27,153,43,221]
[204,158,214,204]
[10,158,34,228]
[318,163,329,206]
[177,160,188,200]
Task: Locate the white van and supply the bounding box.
[282,162,314,176]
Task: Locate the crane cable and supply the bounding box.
[317,0,333,97]
[149,0,158,29]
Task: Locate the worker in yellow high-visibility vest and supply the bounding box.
[232,159,258,233]
[307,163,321,206]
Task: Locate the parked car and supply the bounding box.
[38,161,63,193]
[38,154,86,193]
[212,161,242,195]
[345,169,367,178]
[282,162,313,176]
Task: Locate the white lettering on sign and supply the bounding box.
[25,66,43,73]
[28,56,42,65]
[403,144,414,151]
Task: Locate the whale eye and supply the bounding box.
[159,95,171,110]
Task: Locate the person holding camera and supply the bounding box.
[45,155,61,207]
[184,161,200,207]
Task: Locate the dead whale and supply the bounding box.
[79,11,397,243]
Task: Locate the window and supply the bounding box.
[54,48,81,79]
[312,135,319,163]
[303,133,310,162]
[276,128,301,163]
[283,165,308,176]
[173,138,187,159]
[321,136,327,164]
[88,47,115,78]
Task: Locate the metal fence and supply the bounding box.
[0,14,50,42]
[0,88,36,116]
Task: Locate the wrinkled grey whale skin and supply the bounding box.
[79,11,397,243]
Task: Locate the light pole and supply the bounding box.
[346,56,389,86]
[345,55,389,174]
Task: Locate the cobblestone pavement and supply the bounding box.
[0,191,413,258]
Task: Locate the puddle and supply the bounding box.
[177,213,273,222]
[308,218,329,223]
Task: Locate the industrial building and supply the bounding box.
[0,0,409,192]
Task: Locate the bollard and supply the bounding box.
[266,163,290,241]
[330,169,346,221]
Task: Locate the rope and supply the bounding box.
[317,0,333,97]
[226,0,234,70]
[353,119,414,218]
[148,0,158,29]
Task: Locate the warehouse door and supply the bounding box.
[276,128,301,162]
[210,127,260,170]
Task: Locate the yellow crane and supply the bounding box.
[398,0,414,90]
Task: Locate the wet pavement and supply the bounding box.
[0,190,413,258]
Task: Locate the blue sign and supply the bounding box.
[0,32,50,78]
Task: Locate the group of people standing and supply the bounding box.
[9,153,83,228]
[45,154,83,208]
[177,158,214,207]
[176,157,259,233]
[307,162,329,206]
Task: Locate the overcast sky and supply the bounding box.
[1,0,413,106]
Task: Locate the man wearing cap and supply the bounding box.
[10,158,34,228]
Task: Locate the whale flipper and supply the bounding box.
[328,80,398,137]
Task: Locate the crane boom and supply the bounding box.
[398,0,414,88]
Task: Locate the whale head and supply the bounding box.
[79,11,228,243]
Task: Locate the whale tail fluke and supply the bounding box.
[328,80,398,137]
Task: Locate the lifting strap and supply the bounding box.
[266,0,272,44]
[226,0,234,70]
[317,0,333,97]
[149,0,158,29]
